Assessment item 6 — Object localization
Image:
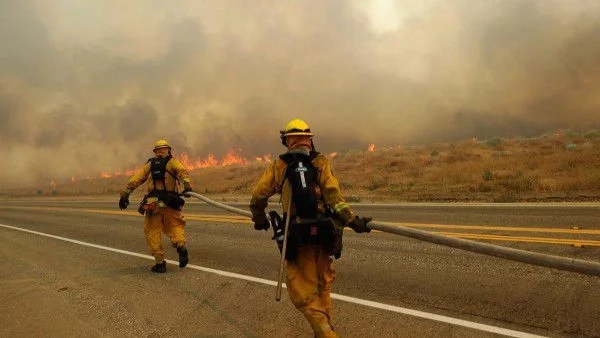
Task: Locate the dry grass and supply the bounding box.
[6,130,600,202]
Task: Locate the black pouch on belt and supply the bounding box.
[148,190,185,210]
[162,191,185,210]
[286,216,337,260]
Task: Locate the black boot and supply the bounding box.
[177,246,189,268]
[151,261,167,273]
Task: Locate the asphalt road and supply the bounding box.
[1,197,599,337]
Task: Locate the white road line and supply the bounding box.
[0,223,545,338]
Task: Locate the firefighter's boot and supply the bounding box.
[151,261,167,273]
[177,245,189,268]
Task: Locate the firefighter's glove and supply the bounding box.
[182,182,193,198]
[119,197,130,210]
[348,216,372,233]
[253,218,270,231]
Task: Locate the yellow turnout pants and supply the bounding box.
[143,206,186,263]
[286,245,337,338]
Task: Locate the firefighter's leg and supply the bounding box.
[162,207,186,247]
[317,246,336,322]
[143,211,165,264]
[163,207,188,267]
[286,245,337,338]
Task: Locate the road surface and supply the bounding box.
[0,197,599,337]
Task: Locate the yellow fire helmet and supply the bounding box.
[280,118,314,138]
[153,139,171,151]
[280,118,314,147]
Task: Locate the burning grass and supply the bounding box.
[6,130,600,202]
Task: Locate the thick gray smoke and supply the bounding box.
[1,0,599,187]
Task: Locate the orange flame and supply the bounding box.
[179,149,269,170]
[221,149,248,166]
[179,152,219,170]
[94,149,272,179]
[368,143,375,152]
[255,154,272,162]
[328,152,338,158]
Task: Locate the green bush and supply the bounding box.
[584,131,600,139]
[485,137,503,147]
[482,169,493,181]
[565,143,577,151]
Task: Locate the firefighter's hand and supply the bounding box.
[182,182,193,198]
[253,219,270,231]
[119,197,130,210]
[348,216,372,233]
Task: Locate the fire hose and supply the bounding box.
[184,192,600,277]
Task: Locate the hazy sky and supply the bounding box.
[1,0,599,186]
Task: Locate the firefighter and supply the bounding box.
[118,139,194,273]
[249,119,371,337]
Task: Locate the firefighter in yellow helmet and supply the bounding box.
[118,139,194,273]
[249,119,371,337]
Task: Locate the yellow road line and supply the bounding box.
[2,205,598,246]
[0,206,250,221]
[435,232,600,246]
[387,222,600,235]
[186,216,252,224]
[4,205,597,233]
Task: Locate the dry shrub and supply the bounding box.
[367,175,388,191]
[469,182,493,192]
[499,171,541,192]
[11,131,600,202]
[388,159,409,169]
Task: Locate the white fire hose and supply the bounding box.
[185,192,600,277]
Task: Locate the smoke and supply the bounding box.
[1,0,599,187]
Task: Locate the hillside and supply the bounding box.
[4,130,600,202]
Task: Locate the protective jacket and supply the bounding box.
[251,147,349,337]
[121,156,191,197]
[249,149,355,226]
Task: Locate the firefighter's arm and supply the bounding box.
[120,163,150,198]
[249,162,278,227]
[318,159,371,233]
[170,158,193,192]
[317,157,355,224]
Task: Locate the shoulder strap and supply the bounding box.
[279,152,319,218]
[149,155,175,191]
[164,157,180,183]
